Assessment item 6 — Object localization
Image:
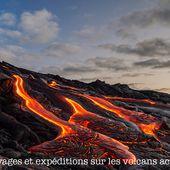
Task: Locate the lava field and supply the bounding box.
[0,61,169,170]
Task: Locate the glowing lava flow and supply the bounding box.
[48,81,59,90]
[49,81,80,91]
[13,74,73,137]
[77,94,161,137]
[13,75,136,162]
[65,97,128,132]
[65,97,94,124]
[104,96,156,105]
[104,96,170,109]
[64,97,148,143]
[47,80,160,139]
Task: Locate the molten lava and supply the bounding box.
[65,97,127,132]
[77,93,161,138]
[13,75,136,162]
[13,74,73,137]
[104,96,170,109]
[49,80,80,91]
[65,97,94,124]
[48,81,59,90]
[47,80,160,139]
[63,97,147,143]
[104,96,156,105]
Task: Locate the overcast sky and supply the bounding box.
[1,0,170,93]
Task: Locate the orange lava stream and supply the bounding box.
[13,75,136,162]
[48,81,59,90]
[49,81,80,91]
[47,80,160,138]
[13,75,73,137]
[104,96,156,105]
[63,98,137,152]
[64,97,144,144]
[78,94,160,137]
[64,97,93,124]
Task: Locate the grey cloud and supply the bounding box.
[44,43,81,57]
[62,66,99,73]
[119,9,170,28]
[76,26,95,38]
[40,64,100,77]
[122,73,153,77]
[39,66,61,75]
[0,28,22,39]
[154,60,170,68]
[134,59,161,67]
[0,13,16,26]
[0,45,40,70]
[133,58,170,69]
[115,7,170,38]
[103,2,170,39]
[0,45,25,60]
[159,0,170,10]
[40,63,114,84]
[75,25,107,42]
[89,57,129,71]
[98,38,170,57]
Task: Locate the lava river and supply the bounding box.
[48,80,161,139]
[78,94,161,138]
[63,97,147,143]
[104,96,156,105]
[49,80,81,91]
[13,74,136,162]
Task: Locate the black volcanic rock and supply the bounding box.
[89,80,147,99]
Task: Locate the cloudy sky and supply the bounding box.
[1,0,170,93]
